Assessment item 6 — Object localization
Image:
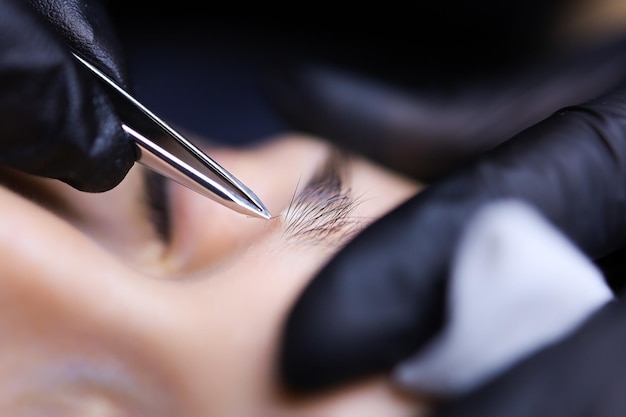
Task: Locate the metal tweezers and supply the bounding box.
[72,52,271,220]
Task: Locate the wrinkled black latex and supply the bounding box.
[0,0,135,192]
[279,54,626,393]
[433,299,626,417]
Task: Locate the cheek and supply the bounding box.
[163,242,324,412]
[165,240,425,416]
[0,198,187,414]
[0,247,193,414]
[271,376,428,417]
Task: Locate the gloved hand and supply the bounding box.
[275,37,626,400]
[433,299,626,417]
[0,0,135,192]
[264,36,626,181]
[391,200,615,398]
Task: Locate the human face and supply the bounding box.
[0,133,428,416]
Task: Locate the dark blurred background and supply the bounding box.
[107,9,291,145]
[106,1,569,146]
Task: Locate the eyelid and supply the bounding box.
[283,149,364,246]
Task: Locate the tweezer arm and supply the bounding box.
[124,125,270,218]
[72,52,271,219]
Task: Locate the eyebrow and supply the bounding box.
[283,148,364,247]
[139,147,365,247]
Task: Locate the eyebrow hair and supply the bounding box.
[282,148,365,247]
[139,147,365,247]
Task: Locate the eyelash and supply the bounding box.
[145,172,171,242]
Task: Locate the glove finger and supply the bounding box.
[433,301,626,417]
[0,0,135,192]
[262,37,626,181]
[29,0,130,87]
[279,78,626,392]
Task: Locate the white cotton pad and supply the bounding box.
[393,199,613,396]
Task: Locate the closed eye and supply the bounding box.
[144,171,171,243]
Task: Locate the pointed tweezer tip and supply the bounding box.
[247,200,273,220]
[72,51,273,221]
[256,207,273,220]
[241,204,272,220]
[233,193,272,220]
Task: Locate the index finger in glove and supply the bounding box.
[279,75,626,392]
[263,37,626,181]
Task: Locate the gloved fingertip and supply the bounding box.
[65,156,133,193]
[279,258,446,393]
[262,59,324,134]
[279,287,381,393]
[61,130,137,193]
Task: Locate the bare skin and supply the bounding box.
[0,134,429,416]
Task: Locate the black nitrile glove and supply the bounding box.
[0,0,135,192]
[264,37,626,182]
[433,299,626,417]
[278,47,626,394]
